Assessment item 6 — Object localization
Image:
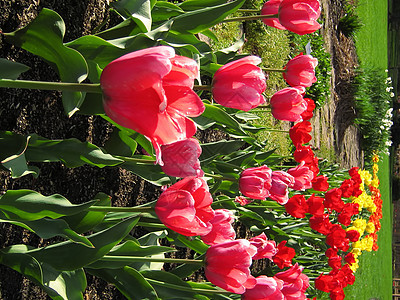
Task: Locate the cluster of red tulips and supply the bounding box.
[97,0,381,298]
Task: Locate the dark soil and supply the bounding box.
[0,1,362,299]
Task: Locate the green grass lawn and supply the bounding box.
[344,0,393,299]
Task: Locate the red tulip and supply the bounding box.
[289,121,312,147]
[287,161,314,191]
[239,165,273,200]
[242,276,284,300]
[326,224,350,251]
[155,177,214,236]
[346,229,360,242]
[261,0,286,30]
[201,209,236,246]
[212,56,267,111]
[294,145,315,163]
[324,188,344,212]
[301,97,316,121]
[285,194,308,218]
[204,239,257,294]
[345,253,356,264]
[278,0,321,35]
[161,138,203,177]
[249,233,277,260]
[311,175,329,191]
[306,193,325,215]
[309,213,333,235]
[100,46,204,163]
[269,171,295,205]
[270,87,307,122]
[272,240,296,269]
[283,54,318,87]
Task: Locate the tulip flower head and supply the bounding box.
[155,176,214,236]
[272,240,296,269]
[100,46,204,164]
[201,209,236,246]
[270,87,308,122]
[242,276,284,300]
[287,161,314,191]
[249,232,277,260]
[239,165,273,200]
[284,54,318,88]
[269,170,295,204]
[212,56,267,111]
[278,0,322,35]
[274,263,310,299]
[161,138,203,177]
[261,0,286,30]
[205,239,257,294]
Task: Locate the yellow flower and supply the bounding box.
[366,222,375,233]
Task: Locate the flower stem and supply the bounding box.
[87,206,154,213]
[146,278,232,295]
[262,68,286,72]
[102,255,204,265]
[193,85,212,91]
[222,14,278,23]
[237,8,261,13]
[204,173,237,182]
[0,79,102,93]
[136,222,166,229]
[114,155,155,164]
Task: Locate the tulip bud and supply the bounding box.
[283,54,318,87]
[270,87,307,122]
[201,209,236,245]
[239,165,272,200]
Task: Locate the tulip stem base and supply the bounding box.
[102,255,204,265]
[193,85,212,91]
[147,278,232,295]
[204,172,237,182]
[222,14,278,23]
[0,79,102,93]
[237,9,261,13]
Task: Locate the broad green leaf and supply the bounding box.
[0,213,93,248]
[103,129,138,157]
[152,1,184,22]
[26,134,123,168]
[87,239,174,269]
[0,58,30,79]
[111,0,154,32]
[122,161,171,186]
[62,193,111,234]
[141,270,197,299]
[0,190,97,221]
[0,246,87,300]
[200,140,245,161]
[186,282,233,300]
[4,8,88,116]
[26,217,139,270]
[178,0,229,10]
[88,266,158,300]
[170,0,246,34]
[160,31,212,55]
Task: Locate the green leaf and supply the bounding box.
[122,161,171,186]
[0,58,30,79]
[0,246,87,300]
[178,0,229,10]
[0,190,98,221]
[0,213,94,248]
[141,270,197,299]
[87,239,174,269]
[61,193,111,234]
[4,8,88,116]
[152,1,184,23]
[200,140,245,161]
[111,0,154,32]
[88,266,158,300]
[26,217,139,270]
[170,0,245,34]
[103,129,138,157]
[26,134,123,168]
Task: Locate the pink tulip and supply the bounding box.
[274,263,310,299]
[201,209,236,246]
[283,54,318,88]
[287,161,314,190]
[261,0,286,30]
[155,177,214,236]
[269,171,295,204]
[249,233,277,260]
[212,56,267,111]
[205,239,257,294]
[278,0,321,35]
[100,46,204,164]
[270,87,307,122]
[161,138,203,178]
[239,165,273,200]
[242,276,285,300]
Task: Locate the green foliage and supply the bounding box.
[288,31,332,108]
[353,67,393,161]
[338,5,363,38]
